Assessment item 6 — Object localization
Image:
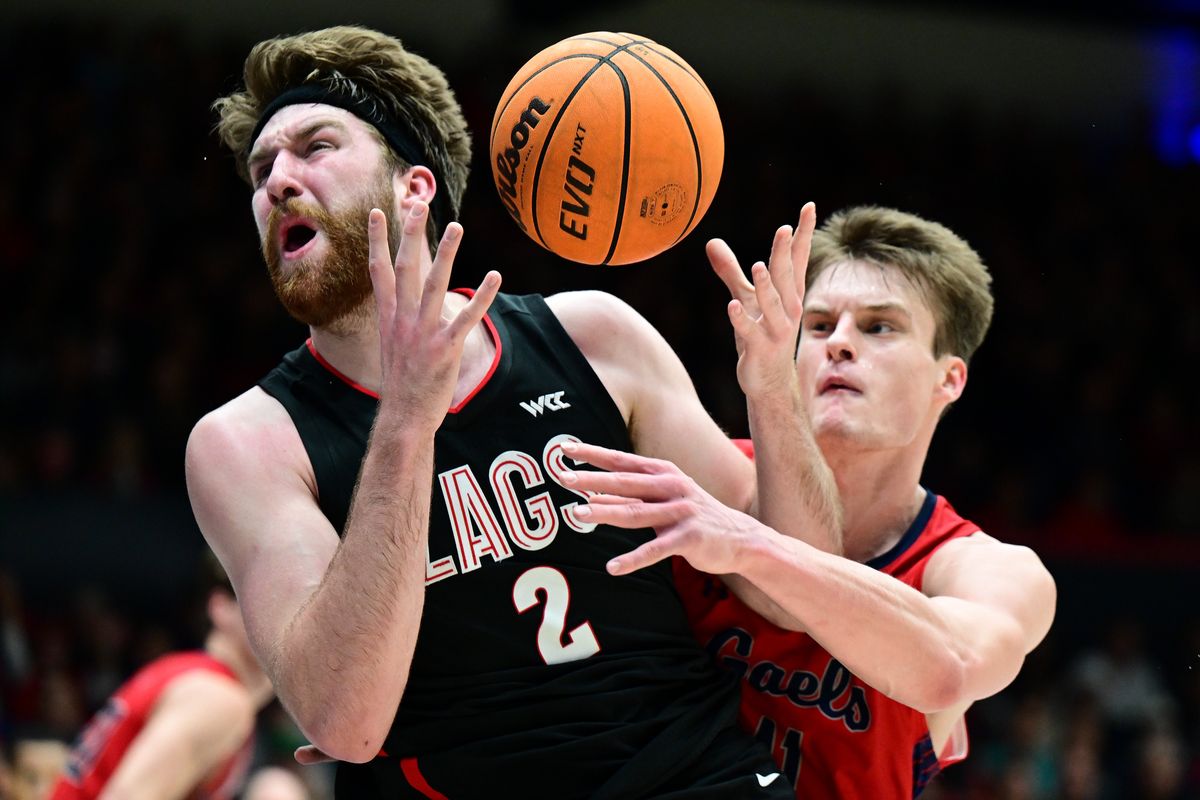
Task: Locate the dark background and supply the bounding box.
[1,1,1197,797]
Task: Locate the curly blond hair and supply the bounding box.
[213,25,471,229]
[808,206,994,363]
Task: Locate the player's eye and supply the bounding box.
[865,321,894,334]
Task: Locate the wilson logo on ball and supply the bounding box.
[495,96,553,232]
[491,32,724,265]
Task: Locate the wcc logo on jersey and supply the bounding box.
[520,390,570,417]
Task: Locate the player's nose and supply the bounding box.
[826,316,857,363]
[264,151,304,205]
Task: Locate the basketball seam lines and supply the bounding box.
[611,48,706,246]
[524,41,650,256]
[613,32,714,100]
[601,58,633,266]
[491,53,612,147]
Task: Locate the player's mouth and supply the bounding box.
[279,218,320,260]
[818,375,862,396]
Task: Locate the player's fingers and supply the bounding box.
[706,238,753,302]
[791,202,817,298]
[726,299,759,349]
[563,468,688,501]
[448,270,502,342]
[560,441,674,475]
[605,530,684,575]
[367,209,396,318]
[394,201,428,314]
[767,224,799,310]
[418,222,462,327]
[584,493,640,506]
[577,499,686,531]
[751,261,790,336]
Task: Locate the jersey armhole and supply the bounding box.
[938,715,970,767]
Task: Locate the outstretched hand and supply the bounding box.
[368,202,501,423]
[707,202,816,397]
[560,441,764,577]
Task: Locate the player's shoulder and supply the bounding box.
[543,290,659,357]
[185,387,309,493]
[925,530,1054,591]
[152,666,257,747]
[545,289,641,328]
[160,666,252,709]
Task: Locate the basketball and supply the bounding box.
[490,32,724,266]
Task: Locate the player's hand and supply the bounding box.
[368,203,501,426]
[294,744,336,765]
[559,441,763,576]
[707,202,816,398]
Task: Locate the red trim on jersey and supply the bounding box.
[304,288,501,414]
[447,288,501,415]
[400,758,450,800]
[306,339,379,399]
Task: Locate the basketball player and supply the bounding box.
[4,734,69,800]
[186,26,835,798]
[242,767,310,800]
[562,206,1057,797]
[48,566,271,799]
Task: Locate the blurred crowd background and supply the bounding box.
[0,1,1196,798]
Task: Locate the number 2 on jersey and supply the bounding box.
[513,566,600,665]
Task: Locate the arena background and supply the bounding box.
[0,0,1196,797]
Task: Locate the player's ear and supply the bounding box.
[396,165,437,209]
[937,355,967,405]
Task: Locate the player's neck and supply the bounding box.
[829,448,930,563]
[308,293,495,404]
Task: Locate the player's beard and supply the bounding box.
[262,172,396,330]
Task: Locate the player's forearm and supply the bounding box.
[273,409,434,761]
[737,532,992,713]
[745,385,842,555]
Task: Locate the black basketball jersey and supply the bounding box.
[259,293,788,799]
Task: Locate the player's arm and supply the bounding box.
[96,671,253,800]
[187,388,425,764]
[707,204,841,557]
[733,530,1056,712]
[571,455,1055,713]
[187,205,499,763]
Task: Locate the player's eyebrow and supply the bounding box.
[802,302,913,319]
[862,302,913,319]
[248,119,350,169]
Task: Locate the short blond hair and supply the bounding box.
[213,26,471,227]
[808,206,994,362]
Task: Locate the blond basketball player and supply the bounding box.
[563,205,1057,797]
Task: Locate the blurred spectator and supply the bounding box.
[6,734,69,800]
[242,767,311,800]
[0,575,33,693]
[1136,729,1188,800]
[1071,617,1176,733]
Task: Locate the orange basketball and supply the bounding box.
[490,32,724,266]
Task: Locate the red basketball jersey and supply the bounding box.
[676,441,978,798]
[50,652,253,800]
